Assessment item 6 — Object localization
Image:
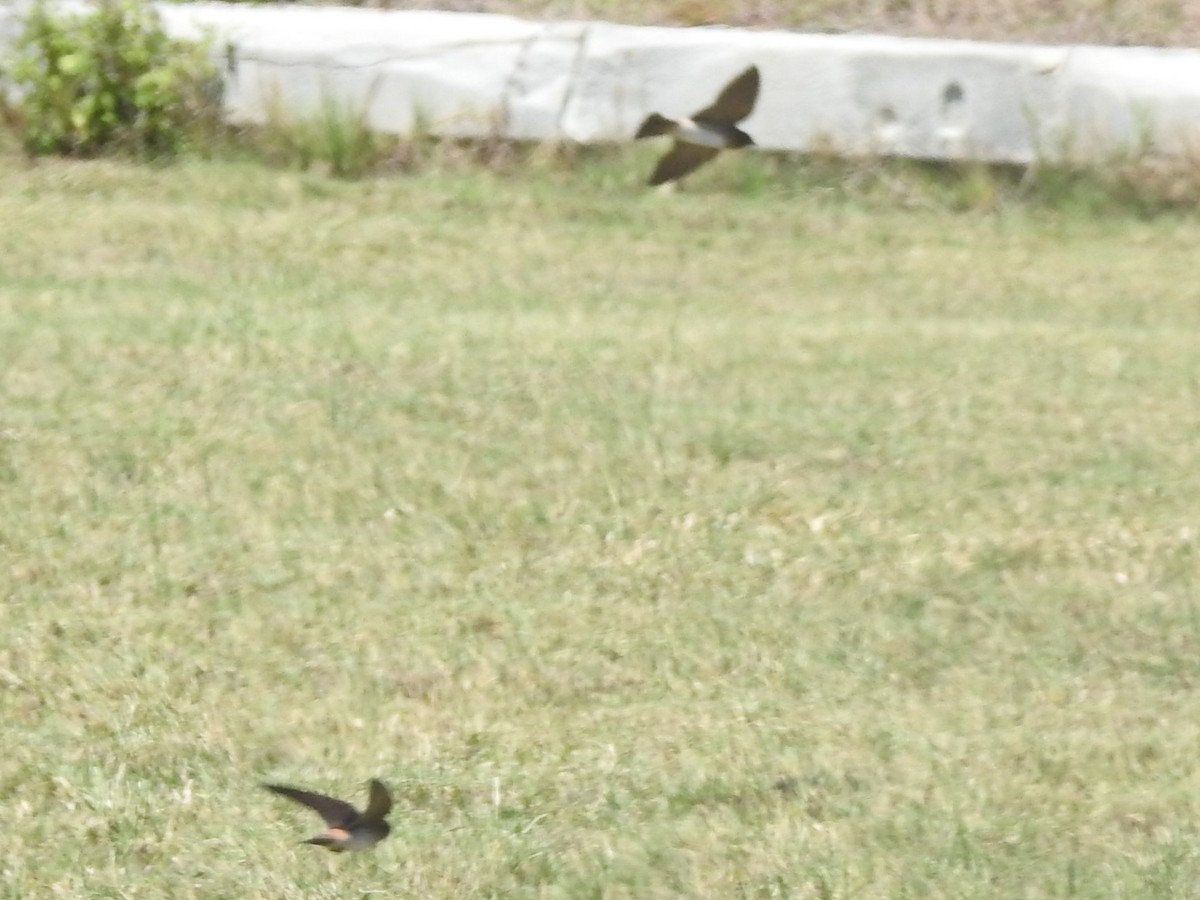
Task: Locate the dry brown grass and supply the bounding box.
[365,0,1200,47]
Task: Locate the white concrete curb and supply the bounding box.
[4,2,1200,164]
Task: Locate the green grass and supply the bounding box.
[2,147,1200,898]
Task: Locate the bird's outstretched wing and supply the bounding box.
[694,66,760,124]
[263,784,360,828]
[648,143,720,186]
[362,779,393,823]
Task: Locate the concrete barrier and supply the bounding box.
[4,2,1200,164]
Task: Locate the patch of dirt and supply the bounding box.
[355,0,1200,48]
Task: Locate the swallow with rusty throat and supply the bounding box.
[635,65,760,186]
[263,779,392,852]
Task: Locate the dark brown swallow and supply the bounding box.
[635,65,760,186]
[263,779,392,852]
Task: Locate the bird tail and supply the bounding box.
[635,114,676,139]
[303,835,343,850]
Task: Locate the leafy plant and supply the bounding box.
[2,0,221,158]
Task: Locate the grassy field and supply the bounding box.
[2,145,1200,898]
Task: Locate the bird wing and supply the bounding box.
[263,784,360,828]
[693,65,760,125]
[648,143,720,186]
[362,779,393,823]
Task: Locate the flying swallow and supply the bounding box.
[263,779,392,852]
[635,65,760,186]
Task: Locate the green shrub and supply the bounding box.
[3,0,221,158]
